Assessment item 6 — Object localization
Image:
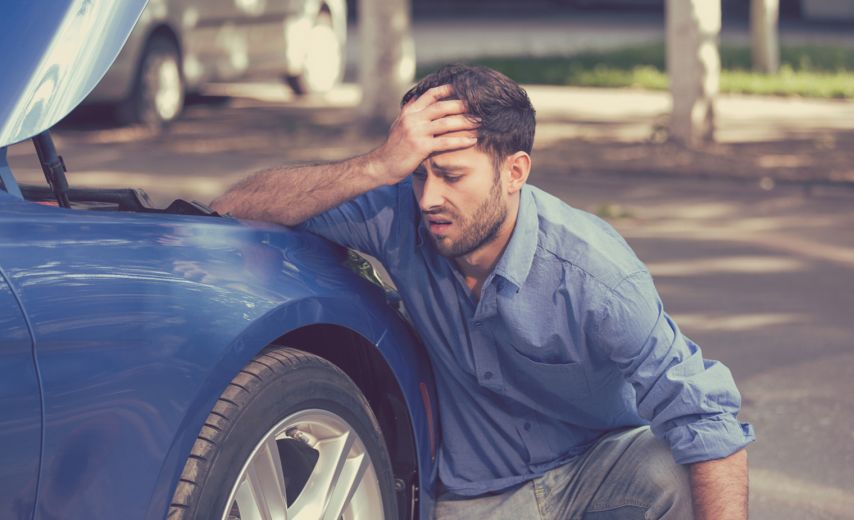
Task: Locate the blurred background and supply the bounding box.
[7,1,854,518]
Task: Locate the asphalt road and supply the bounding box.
[8,88,854,518]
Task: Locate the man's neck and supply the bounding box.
[454,198,520,298]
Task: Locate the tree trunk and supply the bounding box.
[358,0,416,133]
[666,0,721,147]
[752,0,780,74]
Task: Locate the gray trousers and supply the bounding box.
[435,426,693,520]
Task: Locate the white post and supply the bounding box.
[752,0,780,74]
[666,0,721,146]
[358,0,416,131]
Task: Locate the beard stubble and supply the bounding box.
[431,175,508,258]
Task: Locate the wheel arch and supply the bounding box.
[146,295,434,520]
[274,323,422,519]
[312,0,347,26]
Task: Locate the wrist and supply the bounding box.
[363,146,397,186]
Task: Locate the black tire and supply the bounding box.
[285,11,344,96]
[168,347,397,519]
[118,34,185,128]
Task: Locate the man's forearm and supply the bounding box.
[210,151,384,226]
[211,83,478,226]
[690,448,749,520]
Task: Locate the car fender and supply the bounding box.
[0,197,435,519]
[157,216,435,520]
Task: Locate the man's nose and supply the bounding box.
[418,174,445,211]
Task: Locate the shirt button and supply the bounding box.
[483,371,494,380]
[524,422,532,431]
[473,321,482,327]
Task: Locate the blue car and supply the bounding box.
[0,2,436,519]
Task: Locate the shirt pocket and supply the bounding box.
[499,342,591,416]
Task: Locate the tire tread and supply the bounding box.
[166,346,378,519]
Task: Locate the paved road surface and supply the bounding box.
[7,85,854,519]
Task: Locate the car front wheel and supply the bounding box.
[120,34,184,128]
[168,347,397,519]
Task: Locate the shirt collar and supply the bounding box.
[494,185,538,291]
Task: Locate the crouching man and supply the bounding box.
[212,64,755,520]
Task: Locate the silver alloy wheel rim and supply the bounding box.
[221,409,385,520]
[302,22,342,93]
[145,53,182,122]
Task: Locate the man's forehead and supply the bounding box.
[424,150,488,173]
[423,158,467,171]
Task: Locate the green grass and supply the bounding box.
[418,44,854,99]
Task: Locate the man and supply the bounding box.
[212,65,755,519]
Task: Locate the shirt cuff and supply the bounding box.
[664,414,756,465]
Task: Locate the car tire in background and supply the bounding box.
[168,347,397,520]
[118,33,185,128]
[286,11,344,95]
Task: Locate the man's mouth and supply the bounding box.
[426,217,453,235]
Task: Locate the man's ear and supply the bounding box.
[505,151,531,195]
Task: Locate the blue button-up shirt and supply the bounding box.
[300,178,755,496]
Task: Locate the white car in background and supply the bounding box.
[86,0,346,127]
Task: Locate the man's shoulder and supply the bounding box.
[528,185,646,291]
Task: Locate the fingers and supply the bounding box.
[433,135,478,153]
[407,84,455,112]
[429,114,479,135]
[376,84,479,182]
[422,100,470,122]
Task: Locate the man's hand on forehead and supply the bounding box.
[407,84,479,140]
[368,84,479,185]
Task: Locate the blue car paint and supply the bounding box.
[0,268,43,520]
[0,188,438,519]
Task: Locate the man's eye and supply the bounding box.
[445,175,461,183]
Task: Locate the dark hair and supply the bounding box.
[401,64,536,166]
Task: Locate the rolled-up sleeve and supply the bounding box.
[595,270,755,464]
[296,181,408,263]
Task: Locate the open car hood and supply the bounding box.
[0,0,148,148]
